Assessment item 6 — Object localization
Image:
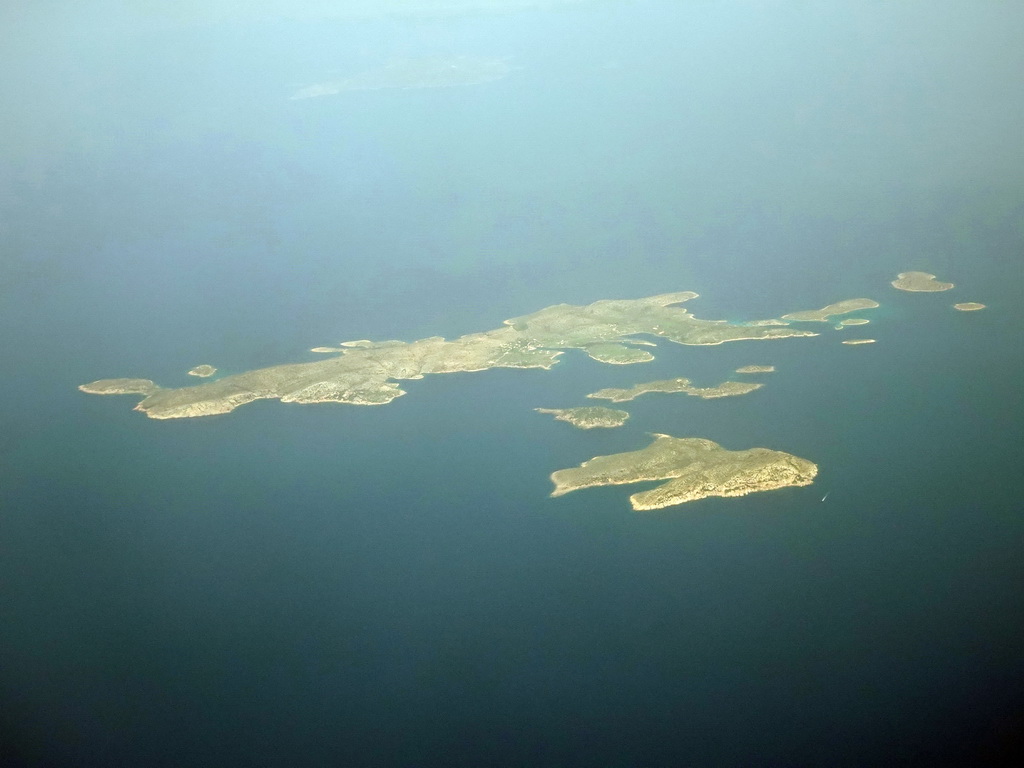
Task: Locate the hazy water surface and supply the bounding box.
[2,2,1023,766]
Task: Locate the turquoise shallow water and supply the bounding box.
[3,2,1024,766]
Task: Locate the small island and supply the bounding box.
[838,318,870,328]
[891,271,954,292]
[535,407,629,429]
[550,434,817,510]
[187,365,217,378]
[735,365,775,374]
[953,302,986,311]
[588,378,762,403]
[781,298,880,323]
[841,339,876,345]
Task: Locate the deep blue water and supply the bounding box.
[3,2,1024,766]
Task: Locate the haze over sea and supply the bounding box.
[2,2,1023,765]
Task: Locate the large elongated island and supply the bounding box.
[80,290,877,421]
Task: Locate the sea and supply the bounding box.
[2,2,1023,766]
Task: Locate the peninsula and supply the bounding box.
[588,378,762,403]
[535,407,629,429]
[781,298,880,323]
[79,290,840,420]
[550,434,817,510]
[581,344,654,364]
[79,378,158,396]
[892,271,954,292]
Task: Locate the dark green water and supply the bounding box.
[2,2,1024,766]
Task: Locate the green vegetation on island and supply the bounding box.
[582,343,655,365]
[781,298,880,323]
[550,434,818,510]
[588,378,762,403]
[891,272,954,292]
[187,365,217,378]
[80,290,827,420]
[953,302,986,311]
[535,407,629,429]
[79,379,158,396]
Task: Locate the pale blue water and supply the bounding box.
[3,2,1024,766]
